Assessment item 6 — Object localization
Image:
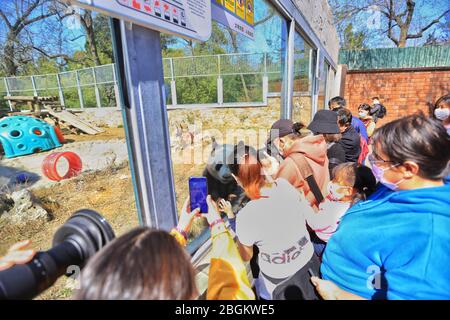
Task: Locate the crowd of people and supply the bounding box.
[2,94,450,300]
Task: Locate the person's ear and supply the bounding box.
[401,161,419,178]
[345,187,354,197]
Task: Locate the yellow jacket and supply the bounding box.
[171,222,255,300]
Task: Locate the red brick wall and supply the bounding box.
[343,68,450,127]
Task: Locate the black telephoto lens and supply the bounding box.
[0,209,115,300]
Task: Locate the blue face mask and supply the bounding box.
[435,108,449,121]
[371,162,405,191]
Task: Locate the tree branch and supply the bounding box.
[407,9,450,39]
[0,9,13,30]
[387,0,399,46]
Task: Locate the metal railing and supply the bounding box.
[0,64,119,111]
[0,52,302,111]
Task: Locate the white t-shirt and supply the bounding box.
[305,199,351,242]
[236,178,315,297]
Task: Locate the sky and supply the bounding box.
[0,0,448,65]
[335,0,450,47]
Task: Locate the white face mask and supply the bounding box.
[359,111,368,118]
[328,182,351,201]
[435,108,449,121]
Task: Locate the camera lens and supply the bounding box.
[0,209,115,300]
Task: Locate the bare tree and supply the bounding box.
[56,2,102,66]
[330,0,450,47]
[0,0,73,76]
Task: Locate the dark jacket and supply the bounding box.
[327,142,346,176]
[338,125,361,163]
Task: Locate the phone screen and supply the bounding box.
[189,177,208,213]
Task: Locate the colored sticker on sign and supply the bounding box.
[225,0,235,14]
[245,0,254,25]
[235,0,245,20]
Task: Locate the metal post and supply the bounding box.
[3,78,12,111]
[281,20,295,120]
[75,70,84,109]
[262,75,268,104]
[55,73,66,107]
[110,19,178,230]
[217,55,222,105]
[92,67,102,108]
[30,76,38,96]
[170,58,177,106]
[112,64,121,110]
[264,52,267,75]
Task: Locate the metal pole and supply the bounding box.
[3,78,13,111]
[217,55,223,105]
[75,70,84,109]
[30,76,38,96]
[281,20,295,120]
[264,52,267,75]
[55,73,66,107]
[170,58,177,106]
[92,67,102,108]
[111,19,178,230]
[112,64,121,110]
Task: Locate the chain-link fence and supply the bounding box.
[0,64,119,111]
[1,52,290,111]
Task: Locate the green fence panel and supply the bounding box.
[339,46,450,70]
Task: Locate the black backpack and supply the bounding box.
[372,103,387,119]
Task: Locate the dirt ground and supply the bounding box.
[0,161,138,299]
[0,100,283,299]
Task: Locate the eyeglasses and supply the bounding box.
[368,153,396,165]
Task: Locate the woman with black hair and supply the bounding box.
[358,103,376,139]
[429,94,450,135]
[311,112,450,300]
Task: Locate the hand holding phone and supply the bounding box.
[188,177,208,213]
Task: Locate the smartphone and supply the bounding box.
[188,177,208,213]
[308,268,316,278]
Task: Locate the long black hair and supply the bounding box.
[372,112,450,180]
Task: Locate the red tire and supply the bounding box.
[42,152,82,181]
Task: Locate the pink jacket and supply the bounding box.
[275,135,330,209]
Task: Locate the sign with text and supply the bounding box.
[67,0,212,41]
[212,0,255,40]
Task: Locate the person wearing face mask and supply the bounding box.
[228,143,321,300]
[429,94,450,135]
[357,104,376,139]
[311,112,450,300]
[305,163,376,257]
[266,119,330,211]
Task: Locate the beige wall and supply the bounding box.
[293,0,339,63]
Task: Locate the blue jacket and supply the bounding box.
[321,180,450,300]
[352,117,368,142]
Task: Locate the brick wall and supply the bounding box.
[343,68,450,127]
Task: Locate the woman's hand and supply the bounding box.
[177,196,201,233]
[260,151,280,176]
[0,240,36,271]
[218,199,234,219]
[202,195,222,225]
[310,277,366,300]
[310,277,342,300]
